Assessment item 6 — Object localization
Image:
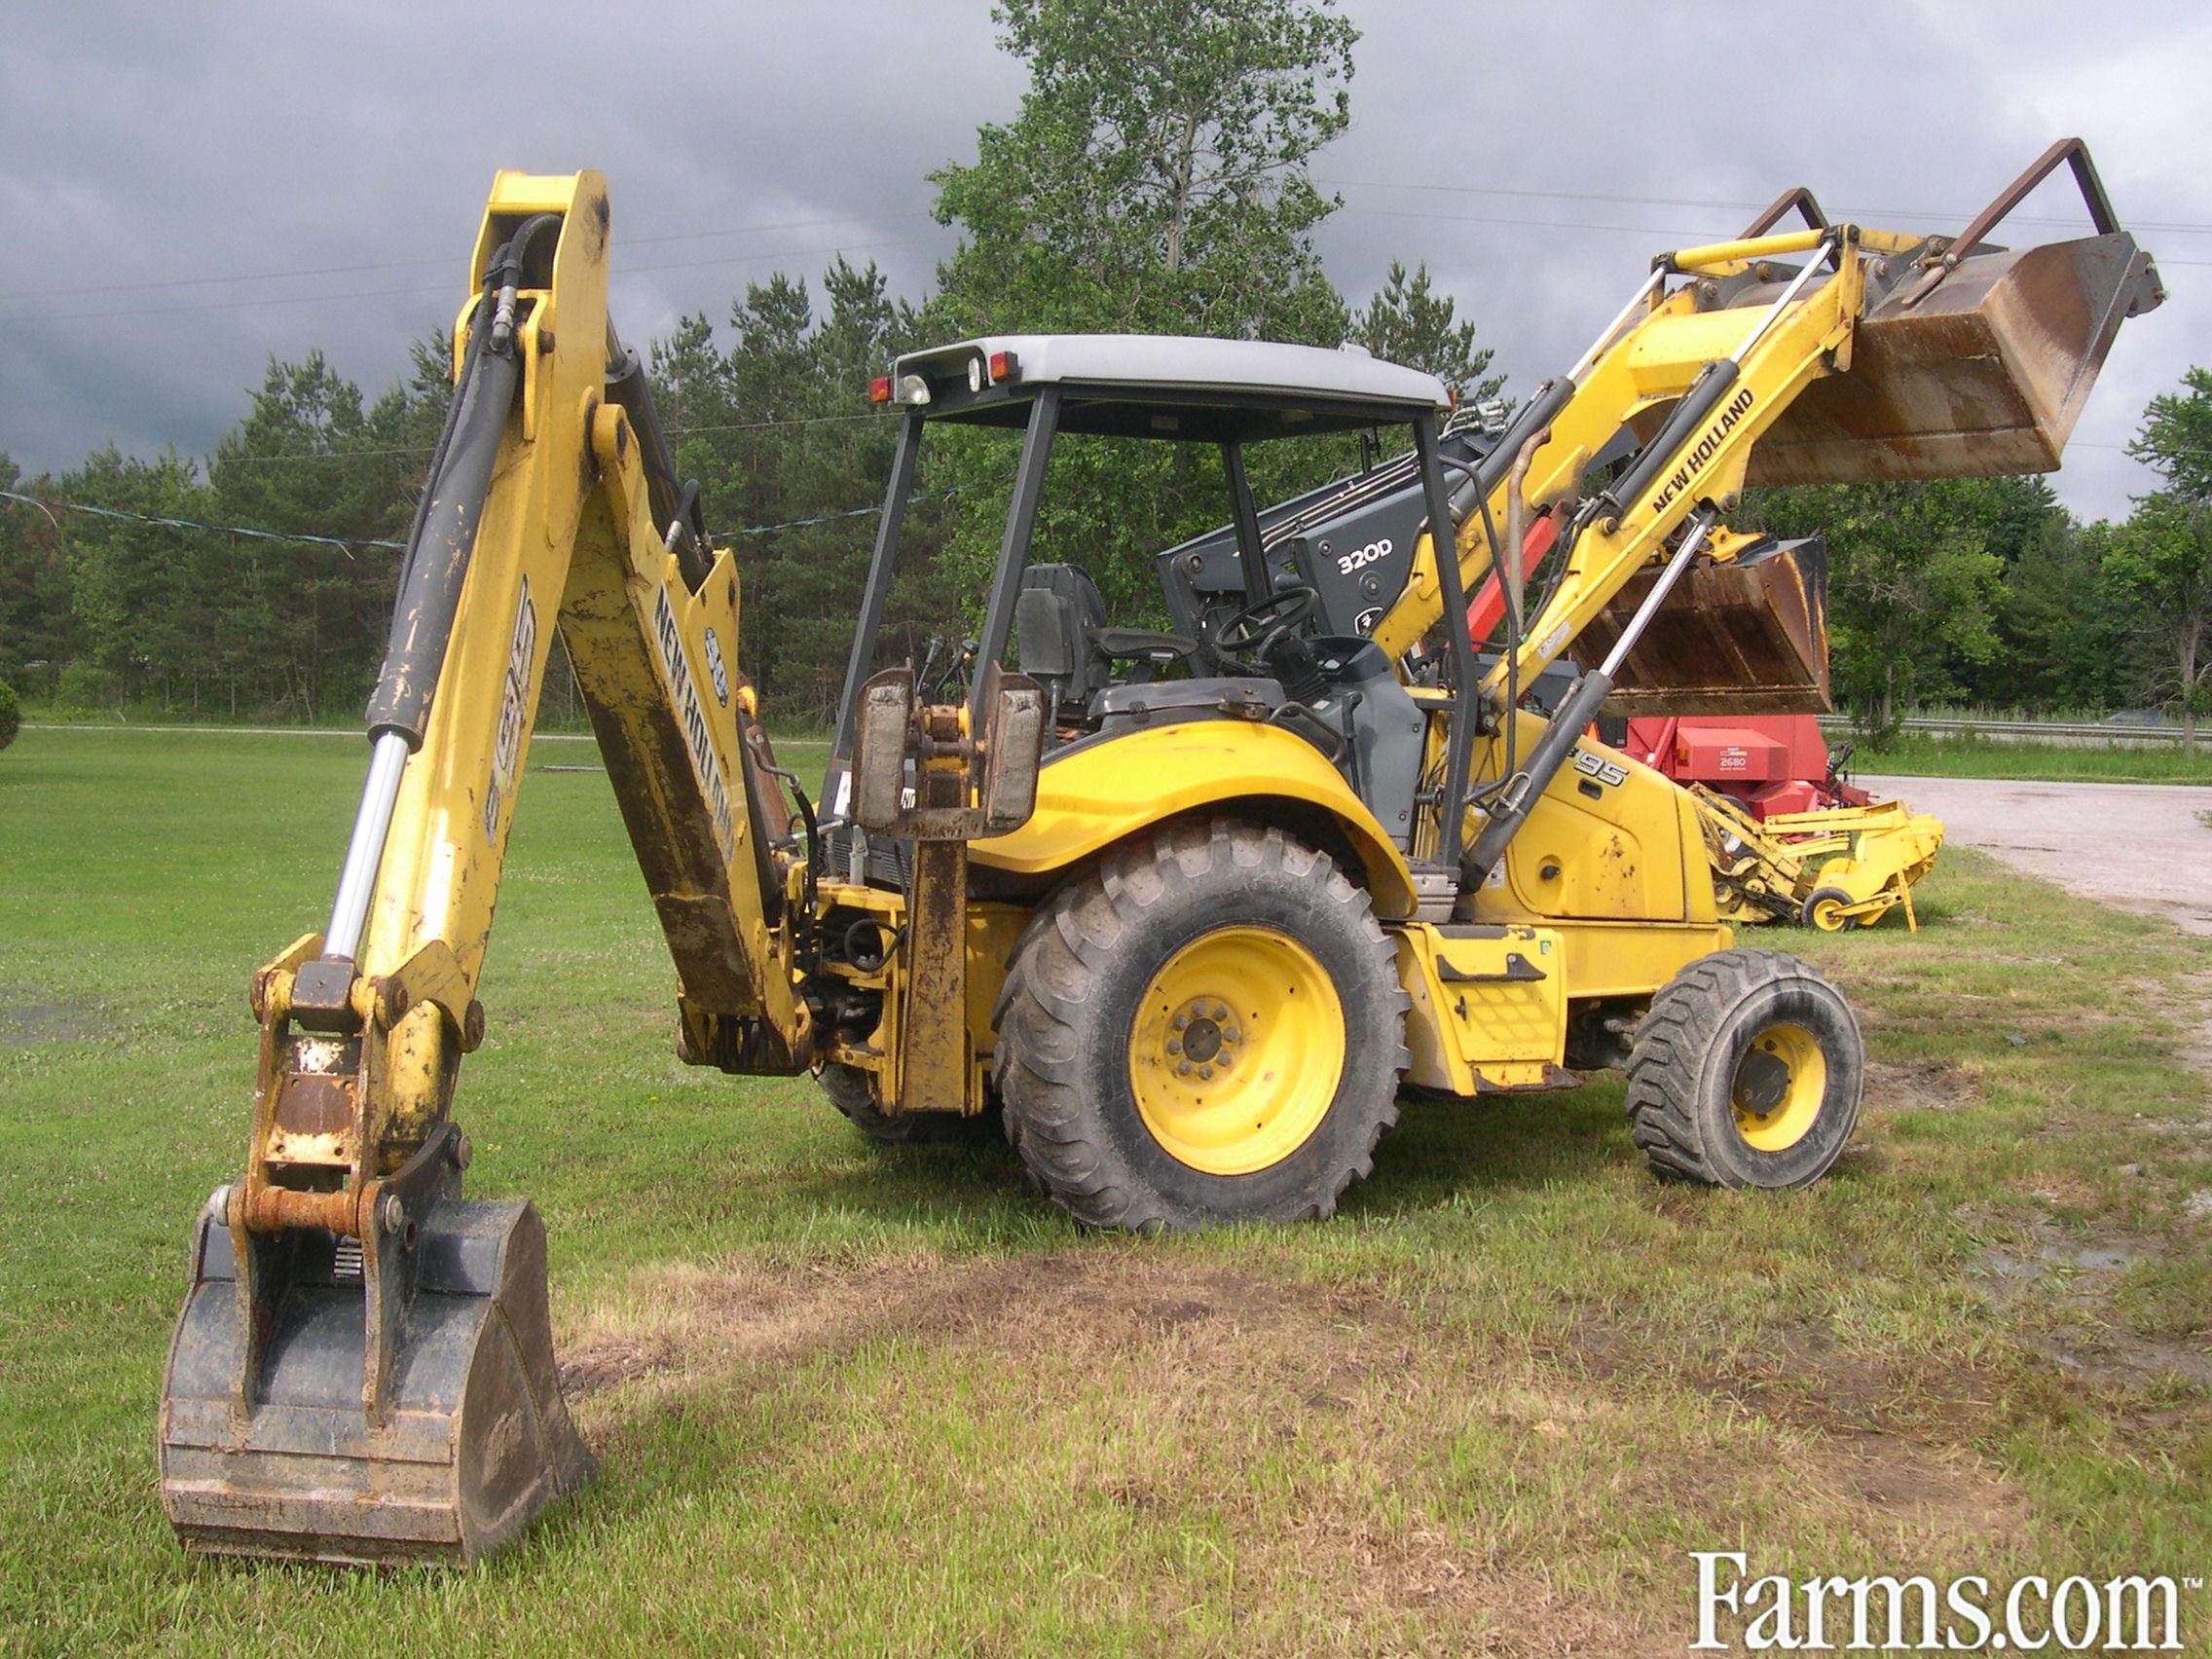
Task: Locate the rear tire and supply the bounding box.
[817,1062,1001,1145]
[1623,948,1862,1189]
[994,819,1408,1232]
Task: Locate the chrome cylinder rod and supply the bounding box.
[323,731,410,962]
[1729,237,1835,364]
[1568,267,1667,382]
[1600,514,1716,679]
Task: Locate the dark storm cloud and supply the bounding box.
[3,1,2200,521]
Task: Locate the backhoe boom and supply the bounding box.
[161,170,814,1565]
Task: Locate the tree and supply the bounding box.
[929,0,1357,343]
[1747,480,2007,737]
[1351,260,1500,401]
[647,259,953,723]
[925,0,1370,618]
[2127,365,2212,502]
[0,454,75,696]
[2104,370,2212,753]
[2105,492,2212,753]
[1988,517,2125,714]
[58,445,223,714]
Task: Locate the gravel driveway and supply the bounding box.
[1860,774,2212,937]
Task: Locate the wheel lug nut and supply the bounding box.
[1177,1061,1194,1077]
[1172,1013,1189,1030]
[1198,1066,1213,1080]
[1166,1038,1182,1054]
[1215,1052,1232,1069]
[1223,1026,1239,1044]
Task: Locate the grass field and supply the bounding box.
[3,726,2210,1655]
[1848,730,2212,788]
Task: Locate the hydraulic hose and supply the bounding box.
[361,307,522,749]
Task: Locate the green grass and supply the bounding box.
[1852,729,2212,786]
[3,727,2210,1655]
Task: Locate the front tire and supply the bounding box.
[1623,948,1862,1189]
[994,820,1409,1232]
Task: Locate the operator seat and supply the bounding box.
[1014,564,1198,715]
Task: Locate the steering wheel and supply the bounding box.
[1210,584,1318,665]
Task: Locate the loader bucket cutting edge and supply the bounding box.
[158,1198,593,1566]
[1746,230,2162,486]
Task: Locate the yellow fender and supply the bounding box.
[974,720,1419,919]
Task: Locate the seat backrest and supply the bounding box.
[1014,564,1110,704]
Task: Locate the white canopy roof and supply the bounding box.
[892,333,1450,434]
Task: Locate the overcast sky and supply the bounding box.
[2,1,2202,523]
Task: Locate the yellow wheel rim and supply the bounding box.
[1731,1021,1826,1152]
[1127,926,1346,1176]
[1809,896,1851,932]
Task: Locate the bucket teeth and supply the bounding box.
[158,1199,592,1567]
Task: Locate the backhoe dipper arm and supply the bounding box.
[161,171,812,1566]
[268,167,810,1216]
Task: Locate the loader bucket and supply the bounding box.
[1572,538,1831,715]
[159,1196,592,1566]
[1745,229,2162,486]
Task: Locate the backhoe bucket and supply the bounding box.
[1746,229,2162,485]
[159,1196,592,1566]
[1573,538,1831,715]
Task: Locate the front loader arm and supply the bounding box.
[162,170,812,1566]
[1363,142,2159,886]
[1369,226,1869,683]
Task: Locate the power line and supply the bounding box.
[213,408,891,468]
[0,488,399,553]
[0,468,1000,555]
[1333,203,2212,268]
[0,209,935,304]
[1316,176,2212,237]
[0,236,938,326]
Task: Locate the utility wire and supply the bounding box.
[215,408,891,468]
[12,177,2200,309]
[0,488,399,554]
[0,236,937,325]
[1316,177,2212,237]
[0,209,936,303]
[1333,204,2212,267]
[0,471,1002,556]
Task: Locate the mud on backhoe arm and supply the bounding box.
[160,171,818,1566]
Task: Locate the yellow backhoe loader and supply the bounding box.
[160,141,2160,1565]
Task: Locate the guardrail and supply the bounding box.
[1815,715,2190,745]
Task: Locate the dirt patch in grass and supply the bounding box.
[2170,971,2212,1079]
[1972,1222,2212,1391]
[562,1252,1680,1651]
[558,1248,1367,1402]
[565,1248,2057,1652]
[1559,1309,2029,1553]
[0,991,94,1045]
[1864,1057,1974,1113]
